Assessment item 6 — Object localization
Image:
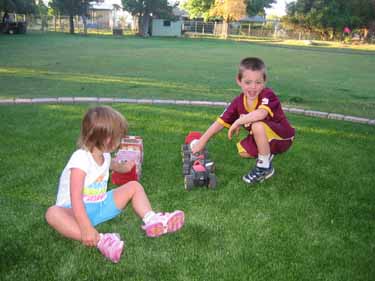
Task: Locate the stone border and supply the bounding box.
[1,97,374,126]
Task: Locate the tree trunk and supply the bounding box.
[82,15,87,35]
[69,14,75,34]
[139,13,150,37]
[222,20,229,39]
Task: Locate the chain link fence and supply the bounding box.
[26,15,131,34]
[182,20,322,41]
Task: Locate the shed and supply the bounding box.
[151,19,182,37]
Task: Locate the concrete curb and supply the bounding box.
[1,97,374,126]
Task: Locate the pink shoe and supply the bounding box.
[97,233,124,263]
[142,210,185,238]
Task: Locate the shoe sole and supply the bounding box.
[144,211,185,238]
[242,168,275,184]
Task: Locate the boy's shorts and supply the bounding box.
[64,190,122,226]
[237,121,294,157]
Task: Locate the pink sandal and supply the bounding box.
[142,210,185,237]
[97,233,124,263]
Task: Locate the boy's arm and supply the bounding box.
[110,159,135,173]
[70,168,99,247]
[192,121,224,153]
[228,109,268,140]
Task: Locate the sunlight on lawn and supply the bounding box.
[296,125,375,140]
[0,66,212,94]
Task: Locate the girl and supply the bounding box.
[45,106,184,263]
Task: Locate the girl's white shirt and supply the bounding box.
[56,149,111,207]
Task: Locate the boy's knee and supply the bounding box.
[251,121,265,133]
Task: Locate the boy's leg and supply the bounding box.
[251,122,271,156]
[241,122,274,184]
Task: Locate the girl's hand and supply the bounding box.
[81,226,100,247]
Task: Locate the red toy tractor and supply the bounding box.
[181,132,217,190]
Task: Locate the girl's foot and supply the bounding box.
[142,210,185,237]
[97,233,124,263]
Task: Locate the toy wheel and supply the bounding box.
[208,173,217,189]
[205,161,215,173]
[183,163,191,175]
[184,175,194,191]
[183,158,191,166]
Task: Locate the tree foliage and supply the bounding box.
[122,0,176,36]
[283,0,375,40]
[182,0,275,20]
[0,0,36,14]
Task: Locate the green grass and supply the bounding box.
[0,32,375,118]
[0,104,374,281]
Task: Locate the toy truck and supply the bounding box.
[182,132,217,190]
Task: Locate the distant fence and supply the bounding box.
[24,16,359,41]
[26,15,131,34]
[182,20,322,41]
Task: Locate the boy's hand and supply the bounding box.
[191,140,204,154]
[228,121,241,140]
[81,226,100,247]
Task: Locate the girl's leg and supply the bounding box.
[45,206,82,241]
[112,181,152,219]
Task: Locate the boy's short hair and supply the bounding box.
[78,106,128,152]
[238,57,267,81]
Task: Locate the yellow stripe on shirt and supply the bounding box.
[217,117,231,128]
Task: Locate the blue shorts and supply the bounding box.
[65,190,122,226]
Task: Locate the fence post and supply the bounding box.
[195,21,197,33]
[248,23,251,36]
[202,22,204,34]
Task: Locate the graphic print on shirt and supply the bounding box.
[83,174,107,203]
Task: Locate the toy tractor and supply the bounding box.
[182,132,217,190]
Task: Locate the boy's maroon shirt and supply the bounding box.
[218,88,295,139]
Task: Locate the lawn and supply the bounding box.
[0,104,374,281]
[0,32,375,118]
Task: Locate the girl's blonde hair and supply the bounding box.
[78,106,128,152]
[238,57,267,81]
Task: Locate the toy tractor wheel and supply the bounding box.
[183,163,191,175]
[205,161,215,173]
[208,173,217,189]
[181,144,189,154]
[184,175,194,191]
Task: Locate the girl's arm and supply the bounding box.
[228,109,268,140]
[70,168,99,247]
[192,121,224,153]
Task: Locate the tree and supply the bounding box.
[182,0,214,20]
[122,0,176,36]
[283,0,375,41]
[49,0,89,34]
[210,0,247,38]
[0,0,36,14]
[182,0,275,20]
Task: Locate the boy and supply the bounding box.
[192,57,295,184]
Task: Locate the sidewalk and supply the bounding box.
[1,97,374,126]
